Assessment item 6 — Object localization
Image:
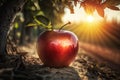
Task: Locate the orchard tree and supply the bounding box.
[0,0,120,62]
[0,0,27,62]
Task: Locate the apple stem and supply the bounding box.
[59,21,71,31]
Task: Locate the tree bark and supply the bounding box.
[19,22,26,45]
[0,0,27,62]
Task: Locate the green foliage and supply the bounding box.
[38,0,68,26]
[25,0,120,31]
[35,15,50,26]
[14,22,19,29]
[27,15,52,30]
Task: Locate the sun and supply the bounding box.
[62,4,103,23]
[87,15,94,22]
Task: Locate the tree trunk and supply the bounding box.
[19,22,26,45]
[0,0,27,62]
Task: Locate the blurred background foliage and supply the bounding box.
[7,0,68,45]
[1,0,119,47]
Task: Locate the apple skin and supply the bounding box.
[37,30,79,67]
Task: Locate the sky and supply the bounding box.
[105,5,120,22]
[62,5,120,23]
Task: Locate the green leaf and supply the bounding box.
[27,23,38,27]
[35,15,50,26]
[14,22,19,29]
[33,15,52,30]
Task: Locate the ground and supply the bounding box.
[0,42,120,80]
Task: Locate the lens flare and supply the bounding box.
[62,4,119,48]
[87,15,94,22]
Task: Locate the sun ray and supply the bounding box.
[62,6,120,48]
[101,26,120,47]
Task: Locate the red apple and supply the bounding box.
[37,30,79,67]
